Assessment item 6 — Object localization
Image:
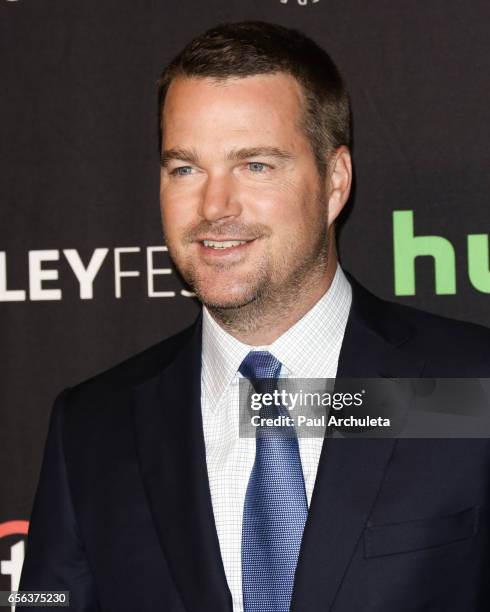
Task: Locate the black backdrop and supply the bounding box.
[1,0,489,590]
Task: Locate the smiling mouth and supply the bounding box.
[201,239,254,250]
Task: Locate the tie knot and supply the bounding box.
[238,351,282,381]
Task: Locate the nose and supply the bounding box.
[199,172,242,222]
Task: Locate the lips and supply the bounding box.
[196,237,257,259]
[202,239,249,249]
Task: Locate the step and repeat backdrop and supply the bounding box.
[1,0,489,592]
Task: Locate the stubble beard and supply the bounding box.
[207,227,330,338]
[170,196,330,338]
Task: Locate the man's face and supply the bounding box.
[160,73,332,311]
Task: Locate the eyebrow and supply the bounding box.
[160,146,294,167]
[227,147,295,162]
[160,148,200,167]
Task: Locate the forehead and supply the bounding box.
[161,73,306,150]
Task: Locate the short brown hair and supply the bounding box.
[157,21,351,171]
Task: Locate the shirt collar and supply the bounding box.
[201,263,352,410]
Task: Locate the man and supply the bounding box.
[20,21,490,612]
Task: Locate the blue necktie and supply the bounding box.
[239,351,308,612]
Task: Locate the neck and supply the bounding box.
[207,241,339,346]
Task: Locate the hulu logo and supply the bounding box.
[393,211,490,295]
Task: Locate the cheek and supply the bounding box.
[245,178,302,218]
[256,182,313,232]
[160,189,195,237]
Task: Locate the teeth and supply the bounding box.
[203,240,248,249]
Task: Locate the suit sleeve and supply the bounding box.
[19,389,100,611]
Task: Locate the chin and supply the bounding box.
[197,286,258,311]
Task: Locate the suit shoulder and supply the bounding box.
[64,318,200,402]
[346,272,490,373]
[381,297,490,373]
[387,298,490,342]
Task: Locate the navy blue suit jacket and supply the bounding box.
[20,273,490,611]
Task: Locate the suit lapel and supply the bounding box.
[130,272,426,612]
[291,273,425,612]
[131,317,233,612]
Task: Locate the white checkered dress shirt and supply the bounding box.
[201,263,352,612]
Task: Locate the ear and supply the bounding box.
[326,145,352,227]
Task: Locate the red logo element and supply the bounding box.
[0,521,29,539]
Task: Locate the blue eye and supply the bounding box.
[248,162,267,173]
[171,166,193,176]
